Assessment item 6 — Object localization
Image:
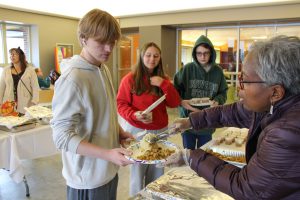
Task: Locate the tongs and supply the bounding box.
[145,127,178,144]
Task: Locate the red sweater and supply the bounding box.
[117,73,181,130]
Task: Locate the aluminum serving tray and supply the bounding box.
[0,123,36,133]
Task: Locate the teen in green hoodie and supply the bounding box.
[174,35,228,149]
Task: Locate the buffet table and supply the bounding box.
[0,124,58,183]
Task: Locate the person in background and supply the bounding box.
[48,69,60,85]
[173,35,228,150]
[35,68,51,89]
[0,47,39,114]
[117,42,181,197]
[51,9,133,200]
[166,35,300,199]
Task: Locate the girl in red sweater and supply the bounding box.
[117,42,180,196]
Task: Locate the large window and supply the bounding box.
[0,23,31,66]
[181,29,205,66]
[207,28,238,72]
[179,22,300,101]
[0,24,4,64]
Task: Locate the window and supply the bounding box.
[207,28,238,72]
[0,23,31,66]
[181,29,205,65]
[0,24,4,64]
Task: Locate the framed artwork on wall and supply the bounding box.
[54,43,73,73]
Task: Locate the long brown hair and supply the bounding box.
[132,42,166,96]
[9,47,28,72]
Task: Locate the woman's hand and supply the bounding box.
[170,118,192,134]
[150,76,164,87]
[181,100,200,112]
[134,111,152,124]
[157,148,190,168]
[211,100,219,107]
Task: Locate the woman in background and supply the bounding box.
[117,42,181,196]
[35,68,51,89]
[0,47,39,114]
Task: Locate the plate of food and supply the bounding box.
[125,133,179,164]
[189,97,212,107]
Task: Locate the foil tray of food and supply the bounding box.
[0,122,36,133]
[0,116,36,130]
[142,167,233,200]
[201,127,248,168]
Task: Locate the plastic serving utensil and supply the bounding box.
[141,94,166,115]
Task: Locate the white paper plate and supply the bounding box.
[201,140,246,168]
[189,98,212,107]
[125,140,178,164]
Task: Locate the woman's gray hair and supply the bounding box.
[249,35,300,95]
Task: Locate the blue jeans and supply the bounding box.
[181,130,212,150]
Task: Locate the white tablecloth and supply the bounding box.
[0,134,10,169]
[0,124,59,183]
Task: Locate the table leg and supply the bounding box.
[23,176,30,197]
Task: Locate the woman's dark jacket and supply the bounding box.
[189,94,300,199]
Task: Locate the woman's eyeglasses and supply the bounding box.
[238,73,266,90]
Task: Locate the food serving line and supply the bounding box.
[129,127,247,199]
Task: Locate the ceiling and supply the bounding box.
[0,0,297,18]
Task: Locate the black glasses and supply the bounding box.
[238,73,266,90]
[196,51,210,57]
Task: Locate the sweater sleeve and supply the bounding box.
[51,75,84,153]
[190,125,300,199]
[117,74,138,122]
[173,69,185,98]
[189,102,253,129]
[160,79,181,108]
[213,69,228,105]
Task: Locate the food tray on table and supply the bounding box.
[0,123,36,133]
[0,116,36,129]
[24,105,53,125]
[141,167,233,200]
[200,127,248,168]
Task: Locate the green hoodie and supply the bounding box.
[174,35,228,118]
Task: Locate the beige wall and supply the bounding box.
[139,26,162,48]
[161,26,176,77]
[0,8,81,76]
[119,3,300,28]
[138,26,176,77]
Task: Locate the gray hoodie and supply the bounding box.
[51,55,119,189]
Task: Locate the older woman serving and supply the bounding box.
[166,35,300,199]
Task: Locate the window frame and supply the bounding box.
[0,22,31,67]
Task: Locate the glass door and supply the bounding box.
[117,36,133,89]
